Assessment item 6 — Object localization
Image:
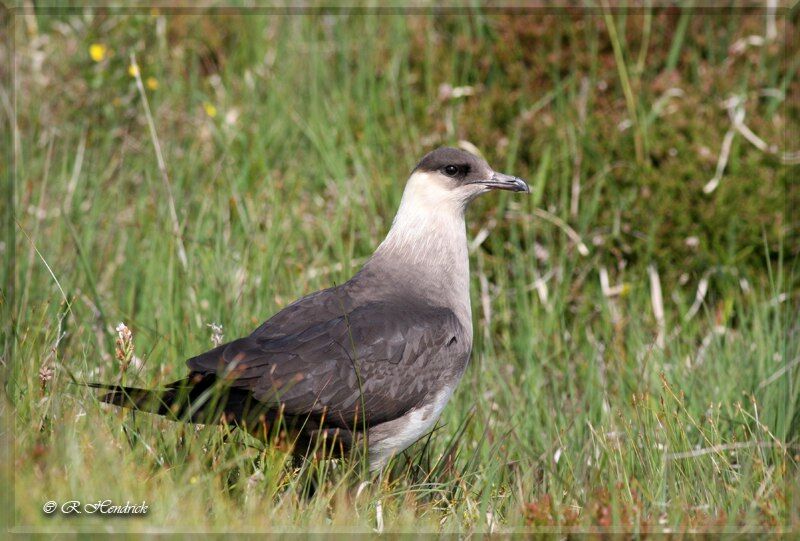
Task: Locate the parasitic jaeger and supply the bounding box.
[92,147,529,470]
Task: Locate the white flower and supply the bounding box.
[207,322,224,347]
[116,322,132,343]
[115,322,134,371]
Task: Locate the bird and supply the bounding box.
[91,147,529,471]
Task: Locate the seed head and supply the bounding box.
[207,322,224,347]
[115,322,134,372]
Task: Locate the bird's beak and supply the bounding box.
[476,172,530,193]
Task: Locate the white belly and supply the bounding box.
[367,386,455,470]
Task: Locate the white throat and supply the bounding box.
[369,171,473,329]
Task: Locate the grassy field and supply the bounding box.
[3,4,799,534]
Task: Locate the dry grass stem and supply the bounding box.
[647,265,666,349]
[666,441,795,461]
[532,208,590,257]
[570,77,590,218]
[130,52,189,271]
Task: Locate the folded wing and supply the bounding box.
[186,298,468,428]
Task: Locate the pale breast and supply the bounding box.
[366,386,456,470]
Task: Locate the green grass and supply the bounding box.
[3,5,799,534]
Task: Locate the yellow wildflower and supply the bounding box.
[146,77,159,90]
[89,43,107,62]
[203,102,218,118]
[128,63,140,78]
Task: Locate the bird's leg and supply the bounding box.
[294,455,319,500]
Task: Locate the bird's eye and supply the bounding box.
[443,165,460,177]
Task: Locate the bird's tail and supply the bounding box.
[86,382,186,416]
[86,376,261,425]
[86,379,352,457]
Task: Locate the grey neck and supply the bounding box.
[358,202,473,335]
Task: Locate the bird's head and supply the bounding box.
[374,146,529,273]
[403,147,529,213]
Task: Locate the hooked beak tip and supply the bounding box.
[484,172,530,193]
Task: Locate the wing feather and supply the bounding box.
[186,297,469,428]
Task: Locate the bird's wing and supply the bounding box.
[185,300,469,427]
